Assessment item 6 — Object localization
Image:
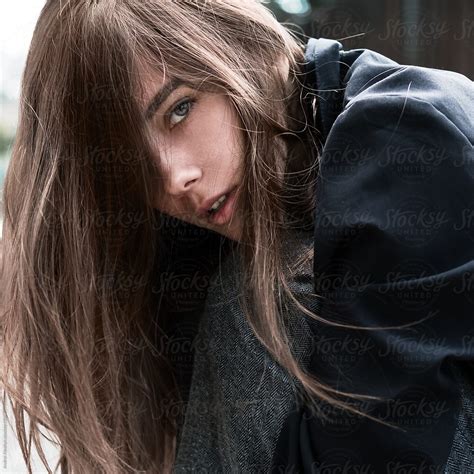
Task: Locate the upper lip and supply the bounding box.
[197,187,235,217]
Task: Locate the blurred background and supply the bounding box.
[0,0,473,471]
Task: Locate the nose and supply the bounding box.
[163,163,202,198]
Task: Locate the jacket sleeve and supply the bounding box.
[271,89,474,472]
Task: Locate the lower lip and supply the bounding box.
[206,187,238,225]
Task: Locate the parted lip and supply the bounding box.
[197,186,235,218]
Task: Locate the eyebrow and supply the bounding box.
[144,78,187,122]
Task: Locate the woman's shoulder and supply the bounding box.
[341,49,473,143]
[304,37,473,144]
[314,81,474,287]
[308,40,474,293]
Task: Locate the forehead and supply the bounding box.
[135,59,168,110]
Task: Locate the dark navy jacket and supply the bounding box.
[271,38,474,472]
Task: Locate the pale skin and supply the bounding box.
[139,62,245,242]
[138,56,290,243]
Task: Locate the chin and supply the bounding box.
[221,223,242,243]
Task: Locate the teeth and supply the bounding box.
[209,194,227,213]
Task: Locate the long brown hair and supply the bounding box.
[0,1,427,472]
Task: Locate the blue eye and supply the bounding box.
[168,98,196,128]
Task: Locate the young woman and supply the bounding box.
[1,1,473,473]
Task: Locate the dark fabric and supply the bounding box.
[271,38,474,472]
[445,362,474,471]
[152,213,233,407]
[170,36,474,472]
[173,229,317,472]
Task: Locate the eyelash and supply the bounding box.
[166,97,196,129]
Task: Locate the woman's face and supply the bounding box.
[139,64,244,242]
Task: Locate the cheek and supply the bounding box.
[193,118,243,167]
[194,98,239,152]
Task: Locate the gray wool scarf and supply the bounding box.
[173,228,319,473]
